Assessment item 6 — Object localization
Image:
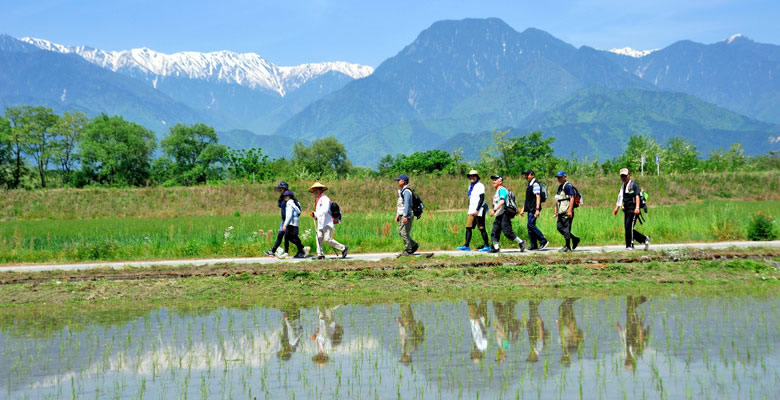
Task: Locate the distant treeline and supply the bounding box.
[1,106,777,189]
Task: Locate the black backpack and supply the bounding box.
[538,182,549,203]
[330,201,342,224]
[403,188,425,219]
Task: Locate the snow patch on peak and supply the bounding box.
[607,47,657,58]
[726,33,748,44]
[20,36,374,97]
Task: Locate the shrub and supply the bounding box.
[747,212,777,241]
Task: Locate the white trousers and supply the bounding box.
[316,226,345,256]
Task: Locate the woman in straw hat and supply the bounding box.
[458,170,491,252]
[309,182,348,260]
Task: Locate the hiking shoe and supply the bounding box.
[527,246,539,251]
[479,246,492,252]
[518,240,526,252]
[539,240,549,250]
[342,245,349,259]
[558,247,571,253]
[572,237,580,250]
[489,247,500,253]
[278,252,290,259]
[457,245,470,251]
[293,252,306,259]
[644,236,651,251]
[263,250,275,257]
[410,243,419,254]
[624,247,634,251]
[398,251,412,257]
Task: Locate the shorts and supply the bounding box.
[466,214,486,229]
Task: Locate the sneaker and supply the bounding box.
[398,251,412,257]
[558,247,571,253]
[527,246,539,251]
[278,252,290,259]
[572,237,580,250]
[263,250,275,257]
[489,247,500,253]
[644,236,651,251]
[410,243,419,254]
[479,246,492,252]
[342,245,349,259]
[303,246,310,257]
[518,240,526,252]
[539,240,549,250]
[624,247,634,251]
[293,252,306,259]
[457,245,470,251]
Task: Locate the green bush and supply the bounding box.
[747,212,777,241]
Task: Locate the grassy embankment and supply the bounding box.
[0,172,778,263]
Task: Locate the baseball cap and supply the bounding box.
[555,171,567,177]
[522,169,535,176]
[282,190,294,197]
[394,174,410,182]
[619,168,630,176]
[490,175,503,181]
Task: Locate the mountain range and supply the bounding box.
[2,18,779,165]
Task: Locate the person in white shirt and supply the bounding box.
[458,170,490,252]
[279,190,305,259]
[309,182,348,260]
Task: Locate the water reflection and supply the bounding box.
[557,298,584,365]
[617,295,651,371]
[397,304,425,365]
[1,295,777,400]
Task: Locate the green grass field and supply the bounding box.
[1,200,776,263]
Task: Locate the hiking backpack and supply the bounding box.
[538,182,549,203]
[639,190,648,213]
[504,189,519,217]
[403,188,425,219]
[563,182,583,209]
[330,201,342,224]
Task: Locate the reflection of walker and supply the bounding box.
[468,302,489,363]
[311,306,343,366]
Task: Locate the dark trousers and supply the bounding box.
[491,213,518,246]
[556,215,579,249]
[527,213,546,247]
[271,230,285,252]
[284,226,304,255]
[623,211,647,248]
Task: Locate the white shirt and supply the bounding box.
[283,199,301,227]
[314,194,334,230]
[467,181,486,216]
[470,317,489,352]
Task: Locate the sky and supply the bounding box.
[1,0,778,67]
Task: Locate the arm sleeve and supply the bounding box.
[403,189,412,217]
[476,193,485,210]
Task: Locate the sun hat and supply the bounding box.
[275,181,289,189]
[467,169,479,177]
[308,182,328,192]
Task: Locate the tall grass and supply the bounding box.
[0,200,776,263]
[1,171,778,221]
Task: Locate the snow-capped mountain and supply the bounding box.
[20,37,373,96]
[607,47,658,58]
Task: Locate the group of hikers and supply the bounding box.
[263,167,650,259]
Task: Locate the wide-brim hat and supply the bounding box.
[467,169,479,177]
[282,190,294,197]
[308,182,328,192]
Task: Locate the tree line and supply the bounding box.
[1,106,777,190]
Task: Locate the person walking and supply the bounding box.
[394,174,419,256]
[278,190,306,259]
[612,168,650,250]
[520,170,548,250]
[488,175,526,253]
[309,182,348,260]
[265,181,290,257]
[553,171,580,252]
[458,170,490,252]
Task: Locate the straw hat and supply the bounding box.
[467,169,479,177]
[308,182,328,192]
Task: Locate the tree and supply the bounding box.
[705,143,747,172]
[617,135,661,174]
[80,114,157,186]
[6,106,59,188]
[160,123,227,185]
[225,148,272,181]
[0,115,13,188]
[53,111,88,183]
[480,130,556,177]
[377,150,455,175]
[661,137,700,173]
[292,137,351,177]
[4,106,30,188]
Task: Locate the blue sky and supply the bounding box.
[1,0,778,66]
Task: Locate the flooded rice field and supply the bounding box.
[2,294,778,399]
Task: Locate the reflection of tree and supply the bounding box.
[526,300,549,362]
[277,306,303,361]
[492,301,522,362]
[312,306,344,366]
[616,296,650,371]
[468,301,489,363]
[397,304,425,365]
[556,298,584,365]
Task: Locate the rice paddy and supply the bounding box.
[1,293,778,399]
